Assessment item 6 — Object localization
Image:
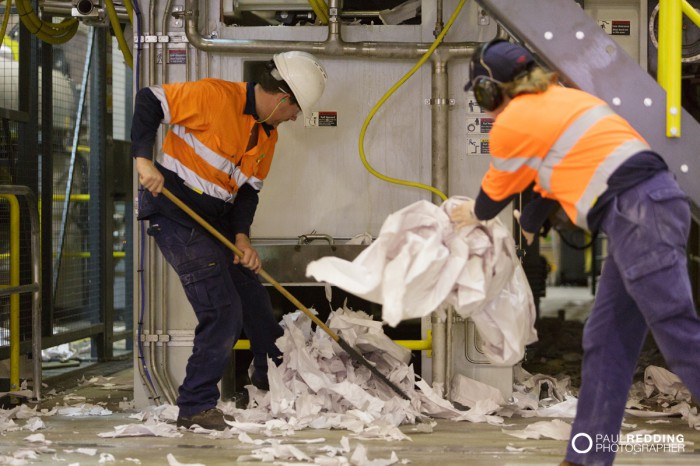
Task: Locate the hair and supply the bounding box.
[257,60,298,105]
[501,66,559,98]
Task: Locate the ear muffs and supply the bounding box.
[470,39,507,112]
[473,76,504,112]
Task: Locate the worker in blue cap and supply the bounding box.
[454,39,700,466]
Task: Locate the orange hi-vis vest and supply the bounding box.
[482,85,650,229]
[151,79,278,203]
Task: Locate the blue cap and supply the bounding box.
[465,40,535,91]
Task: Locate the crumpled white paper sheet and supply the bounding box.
[643,366,692,402]
[502,419,572,440]
[306,197,537,365]
[57,403,112,416]
[98,420,182,438]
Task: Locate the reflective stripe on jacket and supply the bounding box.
[482,85,650,229]
[151,79,277,203]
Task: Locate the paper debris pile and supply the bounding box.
[237,307,504,435]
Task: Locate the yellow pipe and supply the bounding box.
[0,0,12,42]
[52,194,90,202]
[308,0,329,24]
[104,0,134,68]
[15,0,78,44]
[0,195,20,391]
[122,0,134,25]
[658,0,682,137]
[232,332,433,352]
[358,0,466,201]
[683,0,700,26]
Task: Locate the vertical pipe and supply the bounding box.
[28,190,42,401]
[430,53,451,396]
[658,0,682,137]
[433,0,444,38]
[156,0,179,404]
[430,55,449,204]
[445,307,453,400]
[431,314,446,391]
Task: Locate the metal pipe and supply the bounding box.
[430,51,449,205]
[431,314,446,390]
[434,0,444,38]
[155,0,180,405]
[184,0,472,60]
[157,253,178,404]
[42,0,130,21]
[445,306,453,400]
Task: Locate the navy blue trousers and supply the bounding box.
[147,213,283,417]
[566,171,700,465]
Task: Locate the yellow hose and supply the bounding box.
[1,0,12,42]
[308,0,329,24]
[104,0,133,68]
[15,0,78,44]
[358,0,467,202]
[122,0,135,25]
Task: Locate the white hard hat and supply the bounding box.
[273,51,327,117]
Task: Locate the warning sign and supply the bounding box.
[317,111,337,127]
[466,137,490,156]
[167,49,187,64]
[466,117,494,134]
[598,19,631,36]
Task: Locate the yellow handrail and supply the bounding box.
[0,195,21,391]
[658,0,682,137]
[658,0,700,137]
[232,331,433,353]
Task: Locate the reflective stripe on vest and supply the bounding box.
[170,125,250,189]
[573,138,649,228]
[492,103,649,229]
[150,85,171,123]
[161,153,238,203]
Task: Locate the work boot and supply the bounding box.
[176,408,232,431]
[250,371,270,391]
[559,461,583,466]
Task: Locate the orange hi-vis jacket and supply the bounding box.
[150,79,278,203]
[482,85,650,230]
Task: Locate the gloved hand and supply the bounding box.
[513,209,535,245]
[450,199,481,229]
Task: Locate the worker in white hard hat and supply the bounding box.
[130,51,327,431]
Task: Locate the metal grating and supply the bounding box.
[51,25,98,334]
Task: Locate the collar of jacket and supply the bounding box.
[245,82,274,136]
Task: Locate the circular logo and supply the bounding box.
[571,433,593,454]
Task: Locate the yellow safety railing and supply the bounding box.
[232,330,433,355]
[657,0,700,137]
[0,195,20,391]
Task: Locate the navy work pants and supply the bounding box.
[147,213,283,417]
[565,171,700,465]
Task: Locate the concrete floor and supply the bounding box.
[1,289,697,465]
[0,362,698,466]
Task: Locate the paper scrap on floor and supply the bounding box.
[306,197,538,365]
